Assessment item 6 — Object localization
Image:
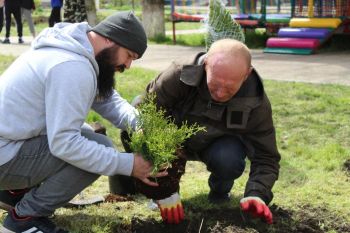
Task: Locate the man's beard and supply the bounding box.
[95,45,126,100]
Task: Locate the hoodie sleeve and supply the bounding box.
[45,61,134,176]
[91,90,138,131]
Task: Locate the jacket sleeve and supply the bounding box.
[243,94,281,204]
[92,90,138,131]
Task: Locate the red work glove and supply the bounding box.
[156,192,184,224]
[240,196,273,224]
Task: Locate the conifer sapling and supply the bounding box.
[127,94,205,175]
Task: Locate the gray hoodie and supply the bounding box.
[0,22,137,176]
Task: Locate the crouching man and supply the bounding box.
[0,11,167,233]
[111,39,281,225]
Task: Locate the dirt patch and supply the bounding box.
[104,194,133,203]
[111,205,350,233]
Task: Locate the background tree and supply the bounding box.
[141,0,165,39]
[64,0,88,23]
[85,0,97,25]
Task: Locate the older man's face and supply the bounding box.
[205,54,250,102]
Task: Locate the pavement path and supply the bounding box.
[1,36,350,86]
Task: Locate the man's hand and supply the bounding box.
[131,153,167,186]
[240,196,273,224]
[156,192,184,224]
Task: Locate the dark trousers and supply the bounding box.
[200,136,246,195]
[0,7,3,33]
[5,5,23,38]
[49,7,61,27]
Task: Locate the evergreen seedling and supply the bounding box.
[128,94,205,175]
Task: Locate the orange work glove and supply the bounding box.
[156,192,184,224]
[240,196,273,224]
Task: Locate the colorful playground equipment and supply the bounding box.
[264,0,350,55]
[236,0,292,31]
[169,0,293,43]
[169,0,349,51]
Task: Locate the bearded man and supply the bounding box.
[0,11,166,233]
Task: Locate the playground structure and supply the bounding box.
[264,0,350,54]
[235,0,292,32]
[169,0,293,43]
[170,0,292,44]
[169,0,350,54]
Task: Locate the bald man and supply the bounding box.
[116,39,280,225]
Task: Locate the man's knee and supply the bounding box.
[201,136,246,180]
[208,153,246,180]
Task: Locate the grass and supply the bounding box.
[267,82,350,216]
[0,56,15,73]
[165,21,204,31]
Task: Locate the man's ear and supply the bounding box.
[203,56,208,71]
[247,66,254,78]
[105,38,114,47]
[245,66,253,80]
[248,66,253,75]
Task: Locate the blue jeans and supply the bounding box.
[200,136,246,195]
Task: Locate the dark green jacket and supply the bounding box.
[146,52,281,204]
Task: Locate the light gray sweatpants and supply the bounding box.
[21,8,35,36]
[0,124,113,217]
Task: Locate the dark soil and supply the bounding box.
[111,205,350,233]
[104,194,134,202]
[134,157,186,200]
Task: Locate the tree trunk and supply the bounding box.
[142,0,165,39]
[85,0,97,26]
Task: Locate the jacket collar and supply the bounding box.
[179,52,265,98]
[180,52,206,87]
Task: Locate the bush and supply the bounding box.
[127,94,204,174]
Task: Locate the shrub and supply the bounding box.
[128,94,204,174]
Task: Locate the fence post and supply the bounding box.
[308,0,314,17]
[261,0,266,23]
[171,0,177,44]
[291,0,295,17]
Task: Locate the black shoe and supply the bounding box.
[1,209,69,233]
[208,191,231,204]
[2,38,10,44]
[18,37,24,44]
[0,190,27,211]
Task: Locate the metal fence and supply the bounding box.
[293,0,350,17]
